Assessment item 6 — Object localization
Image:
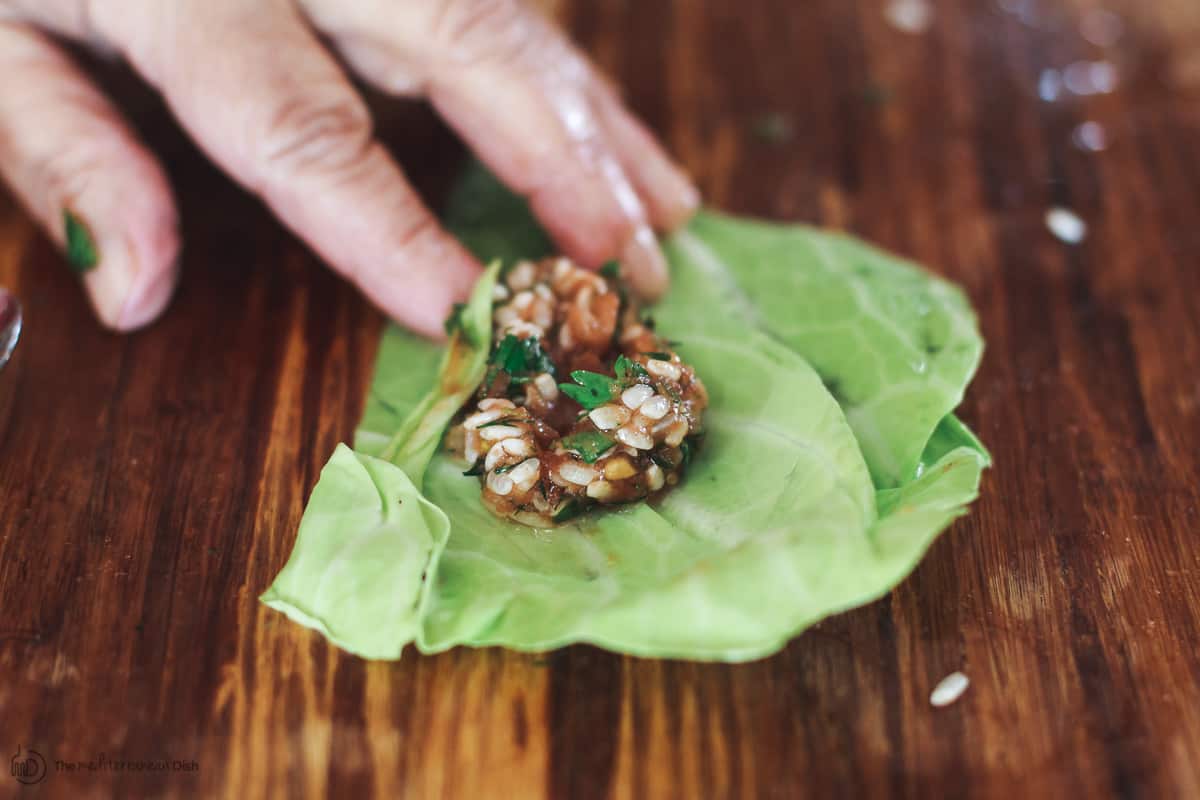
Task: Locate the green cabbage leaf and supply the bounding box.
[261,166,989,661]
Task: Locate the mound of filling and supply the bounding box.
[447,257,707,527]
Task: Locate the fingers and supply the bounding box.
[0,21,180,330]
[427,6,671,298]
[5,0,698,330]
[304,0,698,299]
[589,82,700,232]
[99,0,480,338]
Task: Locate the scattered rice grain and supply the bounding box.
[1046,207,1087,244]
[930,671,970,707]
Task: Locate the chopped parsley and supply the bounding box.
[614,354,648,382]
[487,333,556,386]
[494,457,534,474]
[476,416,522,429]
[462,460,486,476]
[599,260,621,279]
[642,351,673,361]
[552,499,583,523]
[562,356,653,408]
[64,209,99,273]
[559,370,621,409]
[560,431,616,463]
[649,450,674,470]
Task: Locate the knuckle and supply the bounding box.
[256,91,373,179]
[28,139,112,211]
[435,0,524,44]
[31,154,87,208]
[434,0,545,66]
[393,208,442,252]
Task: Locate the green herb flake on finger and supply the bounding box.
[63,209,99,274]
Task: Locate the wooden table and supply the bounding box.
[3,0,1199,796]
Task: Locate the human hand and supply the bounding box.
[0,0,699,336]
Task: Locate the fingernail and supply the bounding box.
[80,236,136,329]
[118,253,179,330]
[621,224,669,300]
[79,232,177,331]
[663,168,701,229]
[63,209,99,273]
[675,172,701,217]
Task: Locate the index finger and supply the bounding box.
[101,0,481,338]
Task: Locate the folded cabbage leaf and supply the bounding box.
[260,261,498,659]
[261,165,989,661]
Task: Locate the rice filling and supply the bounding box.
[449,257,708,527]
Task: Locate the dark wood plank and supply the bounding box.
[2,0,1200,797]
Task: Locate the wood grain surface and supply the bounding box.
[3,0,1200,797]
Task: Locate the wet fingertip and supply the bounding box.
[674,173,702,221]
[403,302,455,342]
[621,225,669,300]
[79,224,181,332]
[356,232,483,341]
[655,167,702,232]
[113,211,182,331]
[117,253,180,331]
